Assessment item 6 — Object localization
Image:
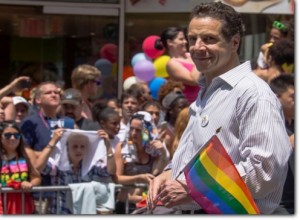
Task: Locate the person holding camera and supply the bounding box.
[0,76,31,123]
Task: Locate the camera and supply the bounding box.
[19,80,32,89]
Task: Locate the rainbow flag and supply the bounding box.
[183,135,260,214]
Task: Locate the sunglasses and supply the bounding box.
[93,80,101,86]
[272,21,286,31]
[3,132,22,140]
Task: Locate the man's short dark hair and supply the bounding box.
[189,1,245,53]
[269,74,294,96]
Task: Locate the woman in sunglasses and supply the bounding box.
[0,120,41,214]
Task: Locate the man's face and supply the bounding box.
[62,103,82,121]
[144,105,160,126]
[188,17,240,80]
[279,86,295,118]
[15,103,28,123]
[122,97,139,120]
[36,84,60,108]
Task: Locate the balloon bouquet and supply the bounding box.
[93,43,118,98]
[124,35,170,100]
[94,36,171,100]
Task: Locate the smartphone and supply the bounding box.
[19,80,32,89]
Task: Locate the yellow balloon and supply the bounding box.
[112,63,118,77]
[153,55,170,78]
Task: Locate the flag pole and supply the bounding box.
[174,127,222,180]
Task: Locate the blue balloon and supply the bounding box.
[148,77,167,100]
[131,52,151,67]
[94,58,112,77]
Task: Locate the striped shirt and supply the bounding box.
[172,61,292,214]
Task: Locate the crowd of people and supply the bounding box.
[0,1,294,215]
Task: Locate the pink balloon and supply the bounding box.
[142,35,165,59]
[133,60,155,82]
[99,43,118,63]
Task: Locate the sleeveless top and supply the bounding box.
[121,141,153,176]
[176,60,200,103]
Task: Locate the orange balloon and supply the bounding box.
[123,65,134,81]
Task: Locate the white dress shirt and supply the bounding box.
[172,61,292,214]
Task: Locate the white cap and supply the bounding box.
[12,96,29,108]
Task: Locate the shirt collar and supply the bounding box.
[198,61,252,98]
[218,61,252,88]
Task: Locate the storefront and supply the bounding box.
[0,0,294,99]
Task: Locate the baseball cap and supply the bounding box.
[12,96,29,108]
[61,88,82,106]
[162,91,185,109]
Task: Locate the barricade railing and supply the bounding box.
[1,183,148,215]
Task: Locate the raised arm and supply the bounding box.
[97,129,116,175]
[34,128,64,172]
[0,76,31,99]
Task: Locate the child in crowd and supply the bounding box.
[96,107,121,153]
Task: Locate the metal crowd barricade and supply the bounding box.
[1,183,148,214]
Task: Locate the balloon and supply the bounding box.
[153,55,170,78]
[131,52,151,67]
[123,76,140,91]
[133,60,155,82]
[99,43,118,63]
[112,63,118,77]
[94,58,112,77]
[123,65,134,81]
[148,77,167,100]
[142,35,165,59]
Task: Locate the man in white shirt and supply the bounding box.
[147,2,292,215]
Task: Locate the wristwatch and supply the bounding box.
[107,153,114,158]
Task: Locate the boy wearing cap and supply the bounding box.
[162,91,189,129]
[12,96,30,124]
[160,91,189,158]
[60,88,100,130]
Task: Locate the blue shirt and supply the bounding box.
[20,111,75,195]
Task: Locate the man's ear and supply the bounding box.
[35,96,42,105]
[231,34,240,51]
[99,120,104,127]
